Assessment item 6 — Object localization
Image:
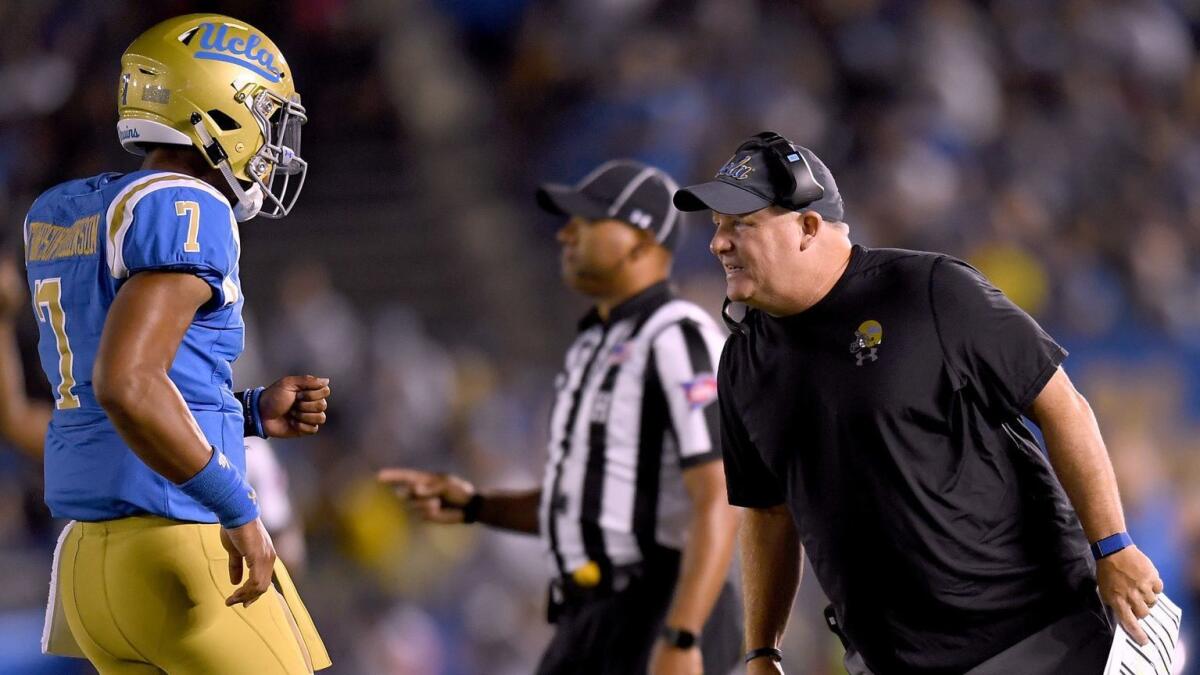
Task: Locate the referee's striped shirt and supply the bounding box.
[539,281,725,580]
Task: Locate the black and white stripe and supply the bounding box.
[539,286,725,577]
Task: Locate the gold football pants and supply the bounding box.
[43,516,331,674]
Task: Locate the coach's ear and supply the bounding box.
[799,210,823,251]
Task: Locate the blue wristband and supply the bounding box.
[242,386,267,439]
[1090,532,1133,560]
[178,447,259,528]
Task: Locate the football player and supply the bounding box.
[25,14,330,673]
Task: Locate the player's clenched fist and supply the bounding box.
[259,375,331,438]
[378,467,476,524]
[1096,545,1164,646]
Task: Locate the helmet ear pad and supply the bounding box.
[746,131,824,211]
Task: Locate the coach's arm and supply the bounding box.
[378,467,541,534]
[94,271,276,607]
[741,503,801,675]
[1028,366,1162,646]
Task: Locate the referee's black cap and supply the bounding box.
[674,132,844,221]
[537,160,683,251]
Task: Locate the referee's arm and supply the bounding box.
[665,461,740,634]
[652,320,740,652]
[377,467,540,534]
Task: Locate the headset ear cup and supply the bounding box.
[767,136,824,210]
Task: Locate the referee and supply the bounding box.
[381,159,743,675]
[673,132,1162,674]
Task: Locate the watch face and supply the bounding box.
[663,627,697,648]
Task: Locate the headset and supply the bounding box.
[744,131,825,211]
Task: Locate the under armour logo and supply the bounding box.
[629,209,652,229]
[850,320,883,366]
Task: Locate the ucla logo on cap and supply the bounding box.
[193,23,282,82]
[717,155,754,181]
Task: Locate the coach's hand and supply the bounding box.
[259,375,330,438]
[378,467,476,524]
[650,642,702,675]
[1096,545,1163,645]
[220,517,278,608]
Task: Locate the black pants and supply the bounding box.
[535,551,743,675]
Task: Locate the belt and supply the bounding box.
[546,559,654,623]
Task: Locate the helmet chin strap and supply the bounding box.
[190,113,263,222]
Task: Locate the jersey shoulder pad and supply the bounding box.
[105,172,239,280]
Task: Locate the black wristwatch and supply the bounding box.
[661,626,698,649]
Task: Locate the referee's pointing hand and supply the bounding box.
[378,467,477,524]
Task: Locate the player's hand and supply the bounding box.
[0,257,27,321]
[650,642,703,675]
[220,517,278,608]
[377,467,476,524]
[259,375,330,438]
[1096,545,1163,645]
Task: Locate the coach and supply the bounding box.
[382,159,742,675]
[672,132,1163,674]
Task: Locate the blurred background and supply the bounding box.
[1,0,1199,673]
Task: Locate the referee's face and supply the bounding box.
[556,216,643,295]
[710,207,804,308]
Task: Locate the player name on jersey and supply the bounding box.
[27,215,100,262]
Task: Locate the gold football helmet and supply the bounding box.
[117,14,307,220]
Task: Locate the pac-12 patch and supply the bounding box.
[682,373,718,410]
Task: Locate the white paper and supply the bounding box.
[1103,593,1184,675]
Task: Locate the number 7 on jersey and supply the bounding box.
[34,278,80,409]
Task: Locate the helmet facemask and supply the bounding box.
[189,86,306,222]
[244,88,306,219]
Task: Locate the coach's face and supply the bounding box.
[557,215,642,295]
[710,206,806,308]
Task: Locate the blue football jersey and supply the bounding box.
[24,170,246,523]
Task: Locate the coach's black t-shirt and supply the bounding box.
[719,246,1101,674]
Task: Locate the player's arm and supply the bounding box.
[378,467,541,534]
[1028,366,1162,645]
[0,257,51,460]
[94,270,275,607]
[652,460,740,674]
[742,504,801,675]
[93,271,224,480]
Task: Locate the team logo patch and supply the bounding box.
[849,320,883,366]
[682,373,718,410]
[193,23,283,82]
[716,155,755,180]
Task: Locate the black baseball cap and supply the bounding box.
[537,159,683,250]
[673,132,844,220]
